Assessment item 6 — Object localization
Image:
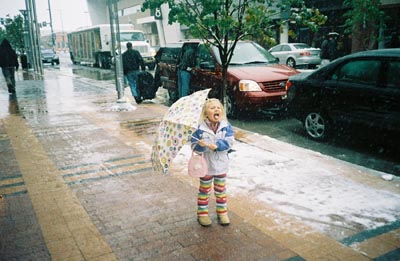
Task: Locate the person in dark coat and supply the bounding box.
[0,39,19,94]
[122,41,145,104]
[177,46,196,98]
[320,35,330,66]
[327,35,338,61]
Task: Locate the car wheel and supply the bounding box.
[98,55,104,68]
[168,89,178,105]
[154,66,162,88]
[98,54,109,69]
[224,92,237,119]
[147,63,156,70]
[286,58,296,68]
[304,112,330,141]
[103,57,111,69]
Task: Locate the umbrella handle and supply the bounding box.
[190,135,200,141]
[191,136,212,149]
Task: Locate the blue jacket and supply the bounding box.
[191,120,234,175]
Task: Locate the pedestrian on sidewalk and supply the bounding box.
[0,39,19,95]
[177,45,196,98]
[122,42,145,104]
[191,98,235,227]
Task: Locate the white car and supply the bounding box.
[269,43,321,69]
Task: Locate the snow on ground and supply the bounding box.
[172,138,400,237]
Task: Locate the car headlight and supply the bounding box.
[150,48,156,57]
[238,80,262,91]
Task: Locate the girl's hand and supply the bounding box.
[198,139,207,147]
[207,143,217,151]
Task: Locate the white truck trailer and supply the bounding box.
[67,24,156,69]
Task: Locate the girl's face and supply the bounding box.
[205,101,222,123]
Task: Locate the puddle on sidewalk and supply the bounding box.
[72,68,115,81]
[19,71,44,81]
[120,118,160,137]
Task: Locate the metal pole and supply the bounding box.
[26,0,43,75]
[60,10,65,50]
[31,0,43,75]
[19,9,32,69]
[47,0,55,48]
[25,0,35,72]
[107,0,125,100]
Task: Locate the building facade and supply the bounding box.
[300,0,400,50]
[83,0,399,51]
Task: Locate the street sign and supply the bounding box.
[151,8,162,20]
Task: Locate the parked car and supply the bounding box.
[155,40,299,117]
[286,48,400,142]
[269,43,321,69]
[41,48,60,65]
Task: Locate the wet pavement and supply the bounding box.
[0,67,399,260]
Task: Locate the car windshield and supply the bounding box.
[120,32,145,41]
[212,42,277,65]
[41,49,54,54]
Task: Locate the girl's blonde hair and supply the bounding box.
[200,98,227,121]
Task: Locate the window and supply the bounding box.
[119,32,145,41]
[197,45,214,68]
[160,47,181,63]
[386,61,400,88]
[331,60,380,86]
[293,43,310,50]
[270,45,282,52]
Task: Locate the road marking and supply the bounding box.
[0,175,27,197]
[341,219,400,246]
[60,155,152,185]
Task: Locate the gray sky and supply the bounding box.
[0,0,90,32]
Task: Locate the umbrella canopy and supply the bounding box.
[151,89,211,174]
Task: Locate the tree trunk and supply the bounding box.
[220,66,228,105]
[351,23,365,53]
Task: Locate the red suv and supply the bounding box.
[155,40,299,117]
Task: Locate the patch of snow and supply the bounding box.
[382,174,394,181]
[171,140,400,237]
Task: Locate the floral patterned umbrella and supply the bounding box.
[151,89,211,174]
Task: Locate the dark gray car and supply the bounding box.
[41,49,60,65]
[286,48,400,143]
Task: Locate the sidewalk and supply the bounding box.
[0,69,399,260]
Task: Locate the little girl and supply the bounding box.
[191,98,235,226]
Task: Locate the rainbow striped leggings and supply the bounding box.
[197,174,227,217]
